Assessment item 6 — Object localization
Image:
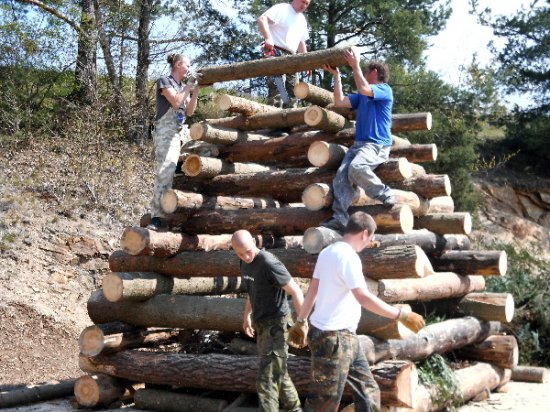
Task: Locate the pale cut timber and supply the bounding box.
[457,335,519,369]
[389,144,438,163]
[0,380,75,409]
[392,135,412,148]
[377,273,486,302]
[134,389,228,412]
[415,212,471,235]
[183,155,273,178]
[161,189,280,214]
[189,123,270,144]
[304,105,347,132]
[294,81,334,106]
[326,106,432,132]
[79,351,417,408]
[197,45,355,85]
[511,366,549,383]
[102,272,245,302]
[109,243,423,280]
[308,141,348,168]
[357,304,415,341]
[206,107,308,131]
[216,94,276,116]
[431,250,507,276]
[409,163,426,177]
[423,196,454,215]
[393,175,451,199]
[74,374,126,408]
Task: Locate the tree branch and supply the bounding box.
[16,0,82,34]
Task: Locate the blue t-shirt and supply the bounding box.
[349,83,393,146]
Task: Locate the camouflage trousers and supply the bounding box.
[266,47,298,109]
[304,326,381,412]
[255,314,302,412]
[331,142,393,226]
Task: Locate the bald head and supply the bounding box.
[232,230,259,263]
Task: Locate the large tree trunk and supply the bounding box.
[183,155,273,178]
[430,250,507,276]
[294,81,334,106]
[79,351,417,407]
[0,379,75,409]
[134,388,228,412]
[74,0,97,105]
[206,108,308,131]
[457,335,519,369]
[197,45,353,85]
[216,94,277,116]
[190,123,271,145]
[109,243,426,280]
[102,272,245,302]
[74,374,127,408]
[392,175,451,199]
[415,213,472,235]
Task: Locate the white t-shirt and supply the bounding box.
[262,3,309,53]
[310,242,368,332]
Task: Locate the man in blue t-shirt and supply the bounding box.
[321,50,396,233]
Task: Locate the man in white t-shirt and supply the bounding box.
[257,0,311,108]
[288,212,425,412]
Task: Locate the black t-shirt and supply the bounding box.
[155,75,185,121]
[241,250,292,323]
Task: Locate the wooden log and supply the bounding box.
[108,243,424,280]
[0,380,75,409]
[304,105,347,132]
[161,189,281,214]
[422,196,454,215]
[415,213,472,235]
[392,175,451,199]
[409,163,426,177]
[457,335,519,369]
[308,141,348,168]
[134,388,228,412]
[198,45,354,85]
[392,135,412,147]
[326,106,432,132]
[294,81,334,106]
[206,107,308,131]
[102,272,245,302]
[216,94,276,116]
[74,374,126,408]
[511,366,549,383]
[189,123,270,145]
[389,144,438,163]
[430,250,507,276]
[377,273,486,303]
[79,351,417,407]
[170,204,414,235]
[183,155,273,178]
[357,305,415,340]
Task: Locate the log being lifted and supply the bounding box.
[216,94,276,116]
[206,107,308,131]
[134,388,228,412]
[304,105,347,132]
[109,243,425,280]
[511,366,549,383]
[168,204,414,235]
[74,374,128,408]
[189,123,271,145]
[80,351,418,408]
[183,155,273,178]
[431,250,507,276]
[0,380,75,409]
[102,272,245,302]
[294,81,334,106]
[197,45,354,85]
[415,212,472,235]
[457,335,519,369]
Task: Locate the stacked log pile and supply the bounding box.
[74,49,523,411]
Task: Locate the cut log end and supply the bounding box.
[189,123,205,141]
[431,144,438,161]
[74,375,100,407]
[464,212,472,234]
[396,157,413,179]
[504,293,515,323]
[120,227,149,256]
[302,183,331,211]
[294,82,310,100]
[444,174,452,196]
[398,205,415,234]
[307,141,330,167]
[304,105,324,126]
[102,273,124,303]
[78,326,105,357]
[426,112,433,130]
[160,190,178,214]
[303,226,342,254]
[216,94,233,111]
[499,250,508,277]
[184,155,203,177]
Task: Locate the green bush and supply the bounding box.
[417,354,462,410]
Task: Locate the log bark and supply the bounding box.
[198,45,355,85]
[308,141,348,168]
[357,305,415,340]
[206,108,308,131]
[415,213,472,235]
[108,243,424,280]
[457,335,519,369]
[183,155,273,178]
[392,175,451,199]
[422,196,455,215]
[189,123,270,145]
[326,107,432,132]
[79,351,417,407]
[74,374,126,408]
[102,272,245,302]
[0,380,75,408]
[430,250,507,276]
[377,273,486,303]
[511,366,549,383]
[294,81,334,106]
[134,388,228,412]
[389,144,438,163]
[304,105,347,132]
[216,94,276,116]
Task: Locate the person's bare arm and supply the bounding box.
[344,50,374,97]
[242,296,255,337]
[352,286,400,319]
[322,64,351,108]
[282,279,304,315]
[161,84,193,110]
[185,86,200,116]
[296,278,319,320]
[257,14,275,50]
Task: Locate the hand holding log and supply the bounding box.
[398,307,425,332]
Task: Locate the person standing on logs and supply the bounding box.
[320,50,396,234]
[288,212,425,412]
[232,229,304,412]
[147,54,201,231]
[257,0,311,110]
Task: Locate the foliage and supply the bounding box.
[486,243,550,366]
[417,354,462,410]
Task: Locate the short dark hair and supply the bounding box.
[366,61,390,83]
[344,212,377,235]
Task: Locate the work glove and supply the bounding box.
[288,319,308,348]
[398,307,425,333]
[186,72,203,86]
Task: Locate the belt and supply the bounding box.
[274,45,293,55]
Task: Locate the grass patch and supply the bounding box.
[417,354,462,410]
